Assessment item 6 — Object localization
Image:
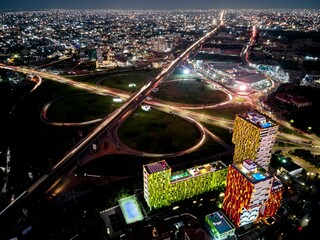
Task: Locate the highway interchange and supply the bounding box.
[0,11,228,237]
[1,9,320,238]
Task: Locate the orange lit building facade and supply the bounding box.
[260,178,283,218]
[223,160,274,227]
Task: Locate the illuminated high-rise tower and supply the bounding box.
[223,160,274,227]
[232,112,278,170]
[223,112,282,228]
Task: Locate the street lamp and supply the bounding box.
[183,68,190,75]
[239,85,247,91]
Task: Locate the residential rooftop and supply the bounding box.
[170,161,226,183]
[144,160,227,182]
[206,210,235,235]
[233,160,272,183]
[144,160,170,174]
[239,112,275,129]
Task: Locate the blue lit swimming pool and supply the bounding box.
[260,122,272,128]
[252,172,266,181]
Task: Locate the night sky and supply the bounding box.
[0,0,319,10]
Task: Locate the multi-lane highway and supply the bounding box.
[0,11,225,237]
[1,10,320,238]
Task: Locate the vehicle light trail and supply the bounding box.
[0,11,225,219]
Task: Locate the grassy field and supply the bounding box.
[46,94,121,122]
[194,103,250,120]
[279,126,309,138]
[153,80,228,105]
[77,124,230,176]
[70,69,161,91]
[166,68,199,80]
[98,69,160,92]
[203,123,233,145]
[118,109,201,153]
[8,80,98,190]
[165,67,199,80]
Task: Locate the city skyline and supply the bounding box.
[0,5,320,239]
[1,0,320,10]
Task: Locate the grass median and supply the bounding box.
[118,108,201,153]
[193,103,250,120]
[153,79,228,105]
[70,69,161,92]
[46,94,121,123]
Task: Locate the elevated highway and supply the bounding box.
[0,11,225,238]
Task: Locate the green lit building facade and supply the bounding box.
[143,160,227,210]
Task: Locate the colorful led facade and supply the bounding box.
[232,112,278,170]
[143,160,227,210]
[224,111,282,227]
[223,160,273,227]
[260,178,283,218]
[143,161,171,209]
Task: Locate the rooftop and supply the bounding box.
[239,112,275,129]
[234,160,272,183]
[271,177,283,192]
[170,161,226,183]
[236,73,266,84]
[280,160,303,172]
[144,160,170,174]
[206,210,235,234]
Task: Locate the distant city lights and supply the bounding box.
[1,7,320,239]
